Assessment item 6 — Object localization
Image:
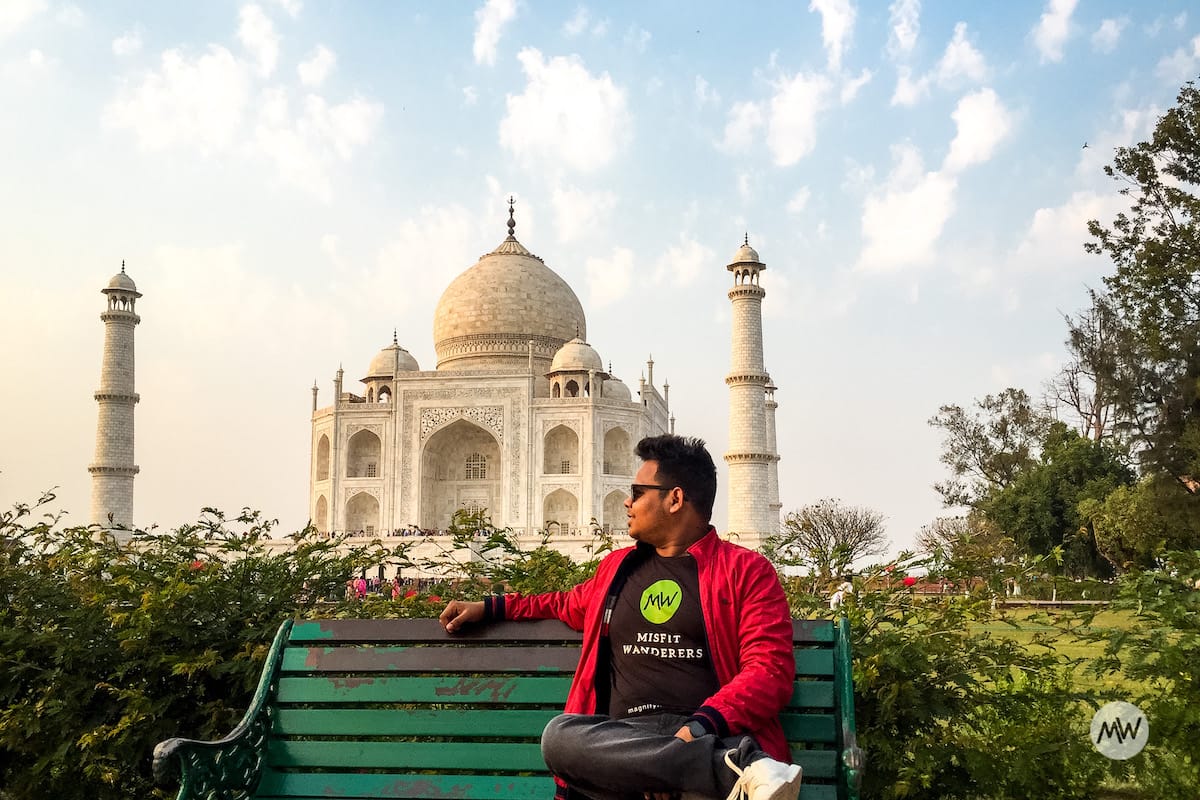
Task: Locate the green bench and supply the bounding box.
[153,616,863,800]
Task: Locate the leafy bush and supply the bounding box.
[1066,550,1200,797]
[0,494,394,800]
[785,557,1110,799]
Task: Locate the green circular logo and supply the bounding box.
[640,580,682,624]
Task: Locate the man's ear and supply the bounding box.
[667,487,686,514]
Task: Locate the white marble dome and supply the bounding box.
[105,269,138,292]
[602,377,632,401]
[433,233,586,372]
[550,337,603,373]
[365,340,419,379]
[730,240,761,265]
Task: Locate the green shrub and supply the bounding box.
[1066,550,1200,797]
[0,494,394,800]
[786,559,1110,799]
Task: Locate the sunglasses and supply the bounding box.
[630,483,672,501]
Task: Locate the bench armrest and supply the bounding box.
[152,620,293,799]
[835,614,865,800]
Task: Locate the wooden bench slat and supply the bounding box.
[778,712,837,742]
[281,645,581,673]
[789,749,837,779]
[276,675,575,704]
[289,619,584,644]
[267,740,548,771]
[255,770,556,800]
[786,681,834,708]
[792,649,834,676]
[273,708,558,737]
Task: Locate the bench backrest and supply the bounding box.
[251,617,858,800]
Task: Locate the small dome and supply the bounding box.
[105,267,138,293]
[730,241,761,265]
[550,337,603,373]
[365,341,419,379]
[602,377,632,401]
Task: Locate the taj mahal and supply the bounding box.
[89,200,782,559]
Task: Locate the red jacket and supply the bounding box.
[497,528,794,761]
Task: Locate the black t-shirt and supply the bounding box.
[608,553,720,718]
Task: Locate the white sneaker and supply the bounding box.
[722,751,802,800]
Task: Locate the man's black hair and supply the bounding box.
[634,434,718,522]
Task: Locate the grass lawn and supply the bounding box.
[972,607,1144,695]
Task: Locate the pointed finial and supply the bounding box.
[507,196,516,237]
[608,361,612,372]
[743,232,749,246]
[121,259,126,273]
[393,328,398,346]
[575,323,580,339]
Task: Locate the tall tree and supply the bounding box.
[1044,289,1122,444]
[1086,78,1200,496]
[764,498,888,581]
[928,388,1050,508]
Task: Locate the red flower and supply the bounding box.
[428,595,442,603]
[903,576,917,587]
[190,560,205,570]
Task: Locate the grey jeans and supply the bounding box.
[540,713,761,800]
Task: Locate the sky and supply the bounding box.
[2,0,1198,557]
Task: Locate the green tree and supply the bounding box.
[929,388,1050,508]
[765,498,887,581]
[1086,78,1200,503]
[982,423,1133,577]
[1081,473,1200,570]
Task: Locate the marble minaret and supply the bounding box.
[724,236,775,548]
[89,263,141,533]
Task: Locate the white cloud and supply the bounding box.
[786,187,811,215]
[737,171,755,202]
[857,143,957,272]
[943,88,1013,173]
[1091,18,1126,54]
[373,205,478,321]
[1156,35,1200,84]
[0,0,46,38]
[624,24,651,52]
[563,6,589,37]
[760,269,795,319]
[936,22,987,86]
[1173,12,1188,30]
[297,44,335,87]
[809,0,856,72]
[462,86,478,106]
[103,45,252,154]
[840,68,871,103]
[653,236,714,288]
[238,4,279,77]
[112,29,142,57]
[891,65,929,106]
[56,5,84,26]
[254,90,383,200]
[1032,0,1077,64]
[695,75,720,107]
[550,184,616,243]
[499,48,631,173]
[766,72,832,166]
[586,247,634,307]
[887,0,920,59]
[1014,190,1129,270]
[473,0,517,66]
[718,100,763,152]
[270,0,302,18]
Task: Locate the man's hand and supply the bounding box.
[439,600,485,632]
[674,725,694,742]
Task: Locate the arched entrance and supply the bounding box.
[420,419,502,531]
